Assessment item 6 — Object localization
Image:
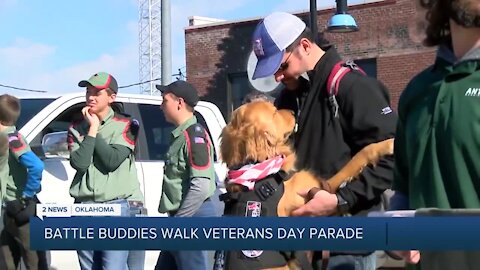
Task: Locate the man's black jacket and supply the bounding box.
[275,46,397,215]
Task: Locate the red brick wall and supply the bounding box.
[186,0,436,116]
[186,27,231,97]
[378,50,436,109]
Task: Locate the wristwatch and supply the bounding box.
[336,182,349,215]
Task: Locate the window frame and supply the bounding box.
[131,103,219,162]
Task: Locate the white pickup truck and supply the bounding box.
[14,92,227,269]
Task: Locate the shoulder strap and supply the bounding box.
[326,60,366,118]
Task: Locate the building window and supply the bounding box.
[227,72,251,115]
[356,58,377,78]
[136,103,174,160]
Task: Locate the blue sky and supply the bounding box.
[0,0,364,95]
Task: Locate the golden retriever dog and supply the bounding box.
[220,101,393,270]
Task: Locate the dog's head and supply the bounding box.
[220,101,295,169]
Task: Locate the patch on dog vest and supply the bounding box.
[241,250,263,258]
[243,201,263,259]
[245,201,262,217]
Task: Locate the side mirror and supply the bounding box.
[42,131,69,159]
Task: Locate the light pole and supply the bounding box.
[309,0,318,43]
[327,0,359,33]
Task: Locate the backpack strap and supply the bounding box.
[326,60,366,118]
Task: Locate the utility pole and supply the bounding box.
[138,0,162,95]
[161,0,172,85]
[309,0,318,43]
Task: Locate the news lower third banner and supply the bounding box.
[30,211,480,251]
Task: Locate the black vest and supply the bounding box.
[220,171,312,270]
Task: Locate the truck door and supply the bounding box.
[125,102,174,217]
[127,102,227,218]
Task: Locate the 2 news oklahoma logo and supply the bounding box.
[245,201,261,217]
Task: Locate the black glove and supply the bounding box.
[5,199,26,216]
[5,197,37,226]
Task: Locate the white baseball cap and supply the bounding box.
[251,12,306,79]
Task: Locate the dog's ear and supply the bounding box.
[244,124,274,162]
[220,105,248,168]
[221,122,274,168]
[263,130,278,146]
[276,109,296,134]
[220,105,276,168]
[220,102,296,168]
[220,125,245,168]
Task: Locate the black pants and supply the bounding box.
[0,210,49,270]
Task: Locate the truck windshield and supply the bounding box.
[17,98,55,129]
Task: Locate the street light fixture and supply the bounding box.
[327,0,359,33]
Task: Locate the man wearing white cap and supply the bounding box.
[251,12,397,270]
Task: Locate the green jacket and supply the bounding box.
[0,133,9,201]
[68,108,143,202]
[159,116,215,213]
[1,126,43,202]
[393,46,480,209]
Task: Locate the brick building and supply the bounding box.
[185,0,436,119]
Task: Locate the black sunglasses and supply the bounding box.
[277,51,293,72]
